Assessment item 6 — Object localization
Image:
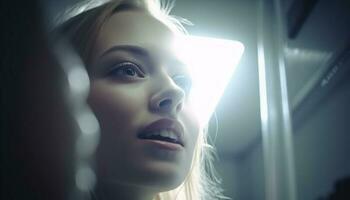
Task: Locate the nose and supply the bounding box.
[150,77,185,115]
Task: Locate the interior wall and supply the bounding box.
[215,143,265,200]
[293,80,350,200]
[215,159,240,199]
[217,79,350,200]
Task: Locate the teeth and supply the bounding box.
[145,129,178,140]
[160,130,177,140]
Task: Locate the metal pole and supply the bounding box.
[257,0,297,199]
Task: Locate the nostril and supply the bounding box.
[176,103,183,112]
[159,99,172,108]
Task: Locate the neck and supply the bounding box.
[93,181,157,200]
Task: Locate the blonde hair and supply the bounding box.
[54,0,227,199]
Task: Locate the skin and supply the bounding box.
[87,9,200,200]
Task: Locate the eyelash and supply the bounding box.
[106,62,191,93]
[108,62,145,79]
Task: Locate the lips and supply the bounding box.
[138,118,185,147]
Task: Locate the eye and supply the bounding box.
[108,62,145,79]
[172,75,192,94]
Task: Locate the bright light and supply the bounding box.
[174,36,244,125]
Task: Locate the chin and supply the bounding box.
[139,165,187,191]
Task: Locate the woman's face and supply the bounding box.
[87,9,200,191]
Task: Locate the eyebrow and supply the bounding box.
[100,45,150,59]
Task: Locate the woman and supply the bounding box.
[53,0,225,199]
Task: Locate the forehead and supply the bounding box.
[92,10,177,62]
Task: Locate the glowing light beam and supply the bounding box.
[174,36,244,125]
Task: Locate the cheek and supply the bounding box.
[87,81,148,176]
[181,103,200,157]
[87,81,146,130]
[88,82,144,151]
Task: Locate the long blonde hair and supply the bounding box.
[54,0,227,199]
